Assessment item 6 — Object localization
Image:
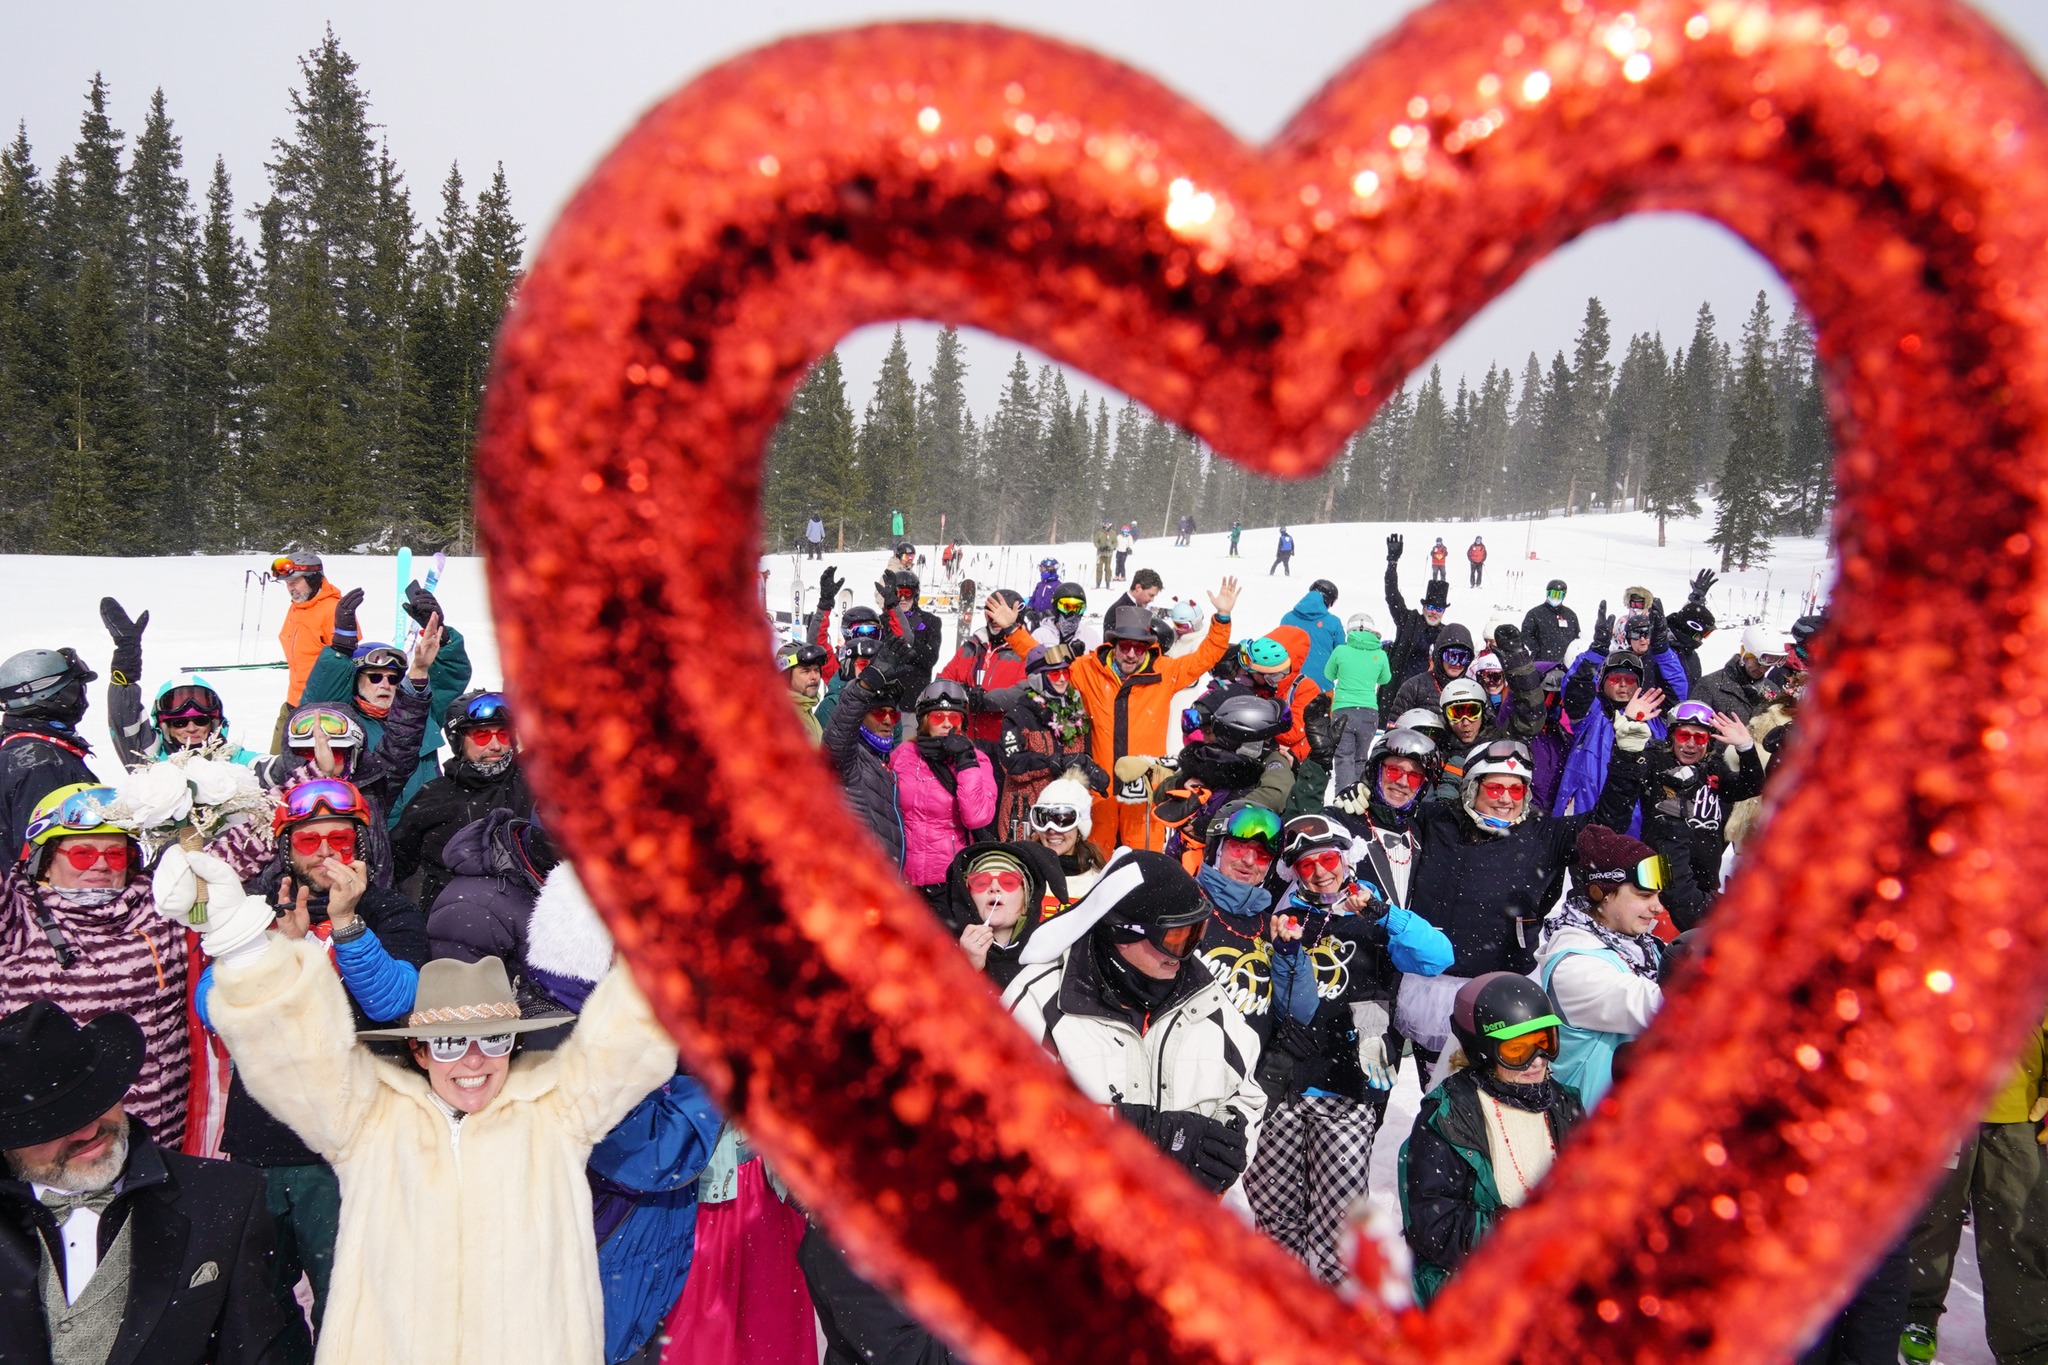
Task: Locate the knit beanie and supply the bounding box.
[1573,825,1657,890]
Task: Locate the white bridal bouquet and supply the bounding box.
[89,742,274,923]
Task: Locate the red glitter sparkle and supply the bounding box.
[475,3,2048,1363]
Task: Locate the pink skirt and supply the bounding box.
[661,1158,815,1365]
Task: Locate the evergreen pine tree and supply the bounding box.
[1775,312,1833,536]
[1566,297,1613,512]
[856,326,919,539]
[984,353,1038,544]
[0,126,54,550]
[765,350,861,546]
[1709,291,1783,570]
[173,157,253,548]
[1642,347,1701,546]
[915,326,970,538]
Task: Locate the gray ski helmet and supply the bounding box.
[914,678,970,718]
[1368,725,1442,783]
[1208,693,1288,748]
[1393,706,1448,741]
[0,648,96,723]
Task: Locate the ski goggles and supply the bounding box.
[1628,854,1669,891]
[24,788,120,847]
[1444,701,1486,723]
[289,826,359,860]
[1111,919,1205,960]
[966,869,1026,896]
[423,1033,517,1063]
[844,620,882,639]
[1054,596,1086,614]
[1546,590,1565,603]
[273,778,369,835]
[776,643,829,671]
[459,692,511,725]
[1218,804,1282,850]
[1437,647,1472,669]
[155,686,224,722]
[57,842,130,871]
[1492,1022,1563,1071]
[286,710,362,749]
[1475,669,1505,689]
[1028,804,1081,832]
[271,556,320,578]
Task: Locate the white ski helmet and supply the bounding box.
[1439,678,1489,712]
[1739,623,1788,663]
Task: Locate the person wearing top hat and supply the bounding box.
[153,846,677,1365]
[0,1000,310,1365]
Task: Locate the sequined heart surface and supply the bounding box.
[474,3,2048,1362]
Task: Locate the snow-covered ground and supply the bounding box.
[0,510,1996,1363]
[0,508,1833,746]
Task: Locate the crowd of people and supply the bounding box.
[0,536,2041,1365]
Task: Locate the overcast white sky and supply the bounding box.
[9,2,2045,420]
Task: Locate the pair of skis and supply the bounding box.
[396,548,446,650]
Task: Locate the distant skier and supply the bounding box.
[1468,536,1487,587]
[805,512,825,560]
[1115,525,1136,579]
[1429,538,1449,583]
[1271,527,1295,577]
[1228,521,1242,557]
[1093,522,1116,589]
[891,509,905,539]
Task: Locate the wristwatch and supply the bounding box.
[329,915,370,944]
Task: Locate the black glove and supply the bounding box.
[1688,568,1718,604]
[1081,759,1112,795]
[1647,598,1671,654]
[1491,621,1532,674]
[1254,1016,1317,1102]
[1386,533,1404,562]
[1302,695,1336,768]
[938,733,979,770]
[1121,1106,1249,1194]
[1589,599,1614,655]
[98,597,148,685]
[403,580,444,629]
[856,658,897,696]
[819,567,843,605]
[331,587,365,650]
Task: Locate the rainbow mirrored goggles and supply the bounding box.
[272,778,370,835]
[23,788,121,847]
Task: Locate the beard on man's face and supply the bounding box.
[6,1112,130,1193]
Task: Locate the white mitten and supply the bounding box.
[1352,1001,1394,1090]
[1613,715,1652,753]
[153,847,273,958]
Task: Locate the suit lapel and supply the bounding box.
[106,1168,188,1365]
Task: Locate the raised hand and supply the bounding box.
[1709,711,1756,750]
[1386,533,1404,562]
[1624,686,1667,722]
[819,566,843,605]
[984,591,1021,632]
[404,580,445,629]
[1208,576,1242,616]
[99,597,148,684]
[409,614,443,679]
[310,726,344,778]
[332,587,365,645]
[325,858,369,927]
[1590,600,1615,654]
[1689,568,1719,603]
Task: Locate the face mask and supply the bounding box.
[46,887,121,908]
[471,754,515,777]
[1196,861,1272,918]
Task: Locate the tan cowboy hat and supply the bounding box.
[357,957,572,1041]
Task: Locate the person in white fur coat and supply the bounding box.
[153,847,677,1365]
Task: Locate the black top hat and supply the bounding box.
[0,1001,144,1150]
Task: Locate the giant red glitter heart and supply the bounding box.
[474,3,2048,1361]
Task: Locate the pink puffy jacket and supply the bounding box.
[887,742,998,887]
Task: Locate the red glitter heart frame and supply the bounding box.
[474,3,2048,1362]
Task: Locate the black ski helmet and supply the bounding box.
[444,689,512,737]
[1668,600,1716,644]
[1310,578,1339,609]
[1545,578,1567,597]
[774,641,829,674]
[884,567,920,599]
[1450,972,1563,1072]
[1209,693,1288,748]
[1052,581,1087,613]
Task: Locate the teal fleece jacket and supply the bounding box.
[1324,629,1392,710]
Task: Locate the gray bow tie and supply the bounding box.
[39,1186,117,1219]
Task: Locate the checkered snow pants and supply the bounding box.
[1244,1092,1379,1285]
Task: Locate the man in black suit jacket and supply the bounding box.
[0,1000,309,1365]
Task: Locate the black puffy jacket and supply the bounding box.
[1519,603,1582,664]
[1407,742,1647,977]
[0,721,99,856]
[390,756,533,911]
[821,678,905,870]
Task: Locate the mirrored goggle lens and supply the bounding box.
[288,712,356,741]
[1494,1027,1560,1069]
[1631,855,1669,892]
[1438,649,1472,668]
[425,1033,516,1063]
[1156,923,1202,958]
[1221,805,1282,844]
[272,557,314,577]
[1444,702,1485,722]
[1054,597,1085,614]
[284,779,367,822]
[846,622,881,638]
[55,788,119,829]
[464,692,510,722]
[1028,805,1080,831]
